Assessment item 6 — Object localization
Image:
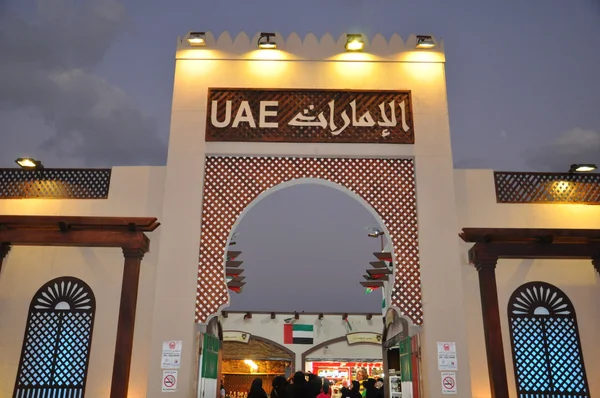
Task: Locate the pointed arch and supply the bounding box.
[13,276,96,397]
[507,281,590,397]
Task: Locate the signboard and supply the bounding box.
[223,331,250,343]
[162,370,178,392]
[441,372,457,394]
[437,342,458,371]
[161,340,182,369]
[346,332,382,345]
[206,89,414,144]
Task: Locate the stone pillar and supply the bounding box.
[110,248,145,398]
[470,246,509,398]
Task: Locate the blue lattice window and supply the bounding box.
[13,277,96,398]
[508,281,590,398]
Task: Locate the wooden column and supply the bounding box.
[110,247,145,398]
[470,246,509,398]
[0,243,10,275]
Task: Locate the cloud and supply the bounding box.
[0,0,166,167]
[523,128,600,172]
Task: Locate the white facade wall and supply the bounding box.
[454,169,600,398]
[0,166,166,398]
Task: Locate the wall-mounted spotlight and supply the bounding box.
[416,35,436,49]
[15,157,44,169]
[187,32,207,46]
[258,32,277,49]
[345,34,364,52]
[569,164,597,173]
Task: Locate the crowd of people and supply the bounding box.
[229,369,385,398]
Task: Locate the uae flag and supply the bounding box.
[283,324,314,345]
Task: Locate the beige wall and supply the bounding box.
[455,169,600,398]
[0,166,165,398]
[151,32,472,398]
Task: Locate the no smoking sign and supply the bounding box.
[162,370,178,393]
[441,372,457,394]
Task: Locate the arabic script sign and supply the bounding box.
[205,89,414,144]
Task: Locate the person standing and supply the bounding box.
[248,379,268,398]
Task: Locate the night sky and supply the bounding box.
[1,0,599,313]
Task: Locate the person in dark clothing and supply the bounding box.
[307,374,321,398]
[374,378,384,398]
[271,376,289,398]
[291,371,311,398]
[248,378,268,398]
[364,378,381,398]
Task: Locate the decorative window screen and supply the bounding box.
[508,281,590,398]
[13,277,96,398]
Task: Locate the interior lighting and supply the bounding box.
[244,359,258,371]
[187,32,206,46]
[345,34,364,52]
[569,164,597,173]
[258,32,277,49]
[416,35,436,49]
[15,158,44,169]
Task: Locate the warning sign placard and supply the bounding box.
[162,370,178,393]
[441,372,457,394]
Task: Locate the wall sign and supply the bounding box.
[206,89,414,144]
[441,372,457,394]
[162,370,178,392]
[437,342,458,371]
[161,340,182,369]
[346,332,382,345]
[223,331,250,343]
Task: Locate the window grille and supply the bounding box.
[13,277,96,398]
[508,281,590,398]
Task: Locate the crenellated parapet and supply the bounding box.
[176,31,445,62]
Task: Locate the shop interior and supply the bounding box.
[221,339,293,398]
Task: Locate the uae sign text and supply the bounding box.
[206,89,414,144]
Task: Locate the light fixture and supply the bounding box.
[345,33,364,52]
[367,229,384,238]
[416,35,436,49]
[258,32,277,49]
[15,157,44,169]
[187,32,206,46]
[569,164,597,173]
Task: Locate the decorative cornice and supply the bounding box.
[176,32,445,62]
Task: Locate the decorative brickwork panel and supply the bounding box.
[206,89,414,144]
[197,156,421,325]
[14,277,96,398]
[0,169,111,199]
[494,172,600,204]
[508,281,590,398]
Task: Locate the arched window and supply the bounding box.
[13,276,96,397]
[508,281,590,397]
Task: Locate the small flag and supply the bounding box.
[343,319,353,333]
[283,324,313,344]
[283,317,295,324]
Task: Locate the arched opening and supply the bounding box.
[225,178,391,313]
[508,281,590,397]
[218,180,389,395]
[197,155,421,398]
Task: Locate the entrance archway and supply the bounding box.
[196,156,421,325]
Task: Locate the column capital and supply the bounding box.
[468,243,499,271]
[122,247,145,260]
[593,256,600,276]
[0,243,10,259]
